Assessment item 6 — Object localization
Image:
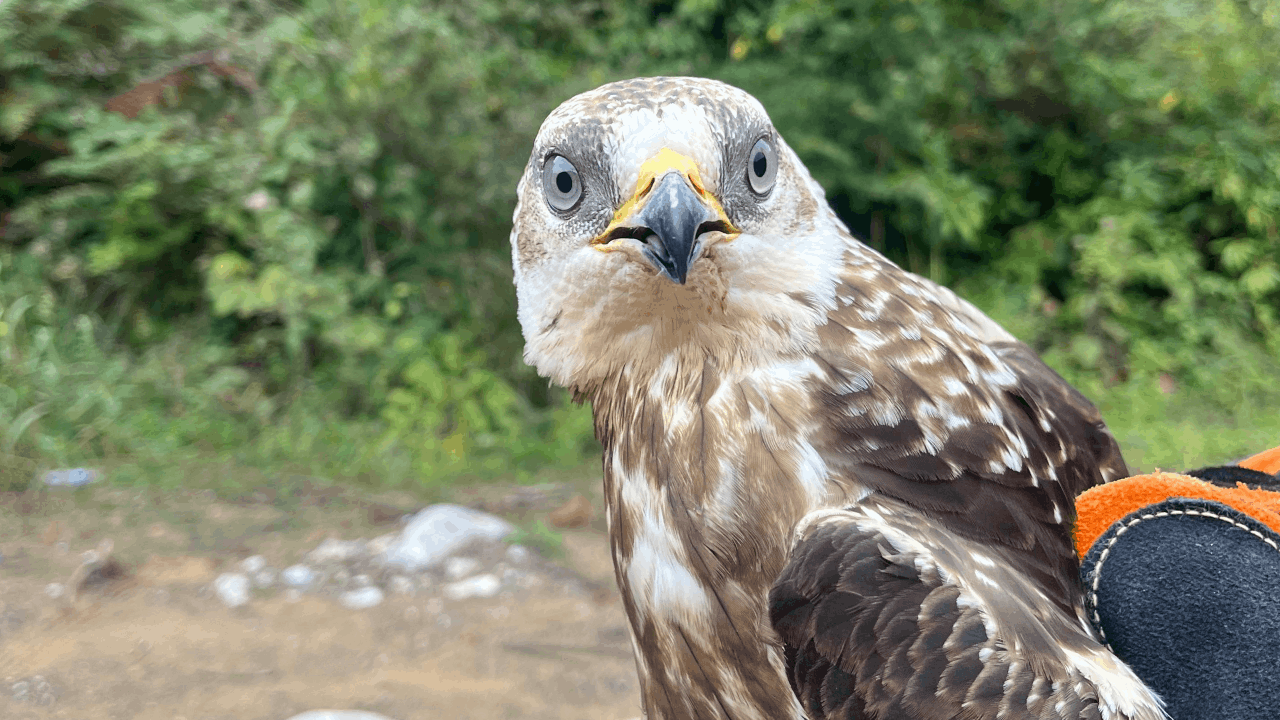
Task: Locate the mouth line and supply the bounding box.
[595,218,736,247]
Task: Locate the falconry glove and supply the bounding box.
[1075,446,1280,720]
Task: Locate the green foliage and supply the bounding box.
[1,0,1277,488]
[1,0,602,482]
[507,519,567,560]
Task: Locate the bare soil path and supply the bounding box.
[0,475,641,720]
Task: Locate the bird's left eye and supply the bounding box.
[542,154,582,212]
[747,138,777,196]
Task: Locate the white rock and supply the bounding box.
[444,556,479,580]
[443,573,500,601]
[281,564,315,588]
[367,533,397,556]
[240,555,266,574]
[351,574,371,587]
[307,538,367,564]
[388,575,414,595]
[214,573,250,608]
[42,467,99,488]
[339,586,384,610]
[44,583,65,599]
[284,711,398,720]
[253,568,276,588]
[381,504,513,572]
[505,544,531,564]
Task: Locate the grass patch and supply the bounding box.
[1094,383,1280,473]
[506,519,568,560]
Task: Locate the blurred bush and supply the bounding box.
[1,0,1276,485]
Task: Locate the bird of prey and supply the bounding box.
[510,77,1165,720]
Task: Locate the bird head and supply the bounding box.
[511,77,854,390]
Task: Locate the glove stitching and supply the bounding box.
[1087,506,1280,651]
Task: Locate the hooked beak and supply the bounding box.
[593,148,739,284]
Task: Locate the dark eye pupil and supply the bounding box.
[556,171,574,194]
[752,152,768,178]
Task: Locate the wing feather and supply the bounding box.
[812,262,1128,611]
[769,499,1165,720]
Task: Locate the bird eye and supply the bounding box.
[542,154,582,212]
[747,138,777,196]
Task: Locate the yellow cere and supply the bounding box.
[593,148,738,248]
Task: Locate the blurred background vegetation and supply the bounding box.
[1,0,1277,496]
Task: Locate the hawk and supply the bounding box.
[510,77,1166,720]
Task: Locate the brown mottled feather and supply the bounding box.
[811,256,1128,612]
[770,499,1162,720]
[512,77,1156,720]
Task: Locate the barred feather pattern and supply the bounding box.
[770,499,1167,720]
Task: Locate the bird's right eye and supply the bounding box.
[542,155,582,212]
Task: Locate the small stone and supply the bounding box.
[339,586,384,610]
[367,533,397,556]
[443,573,500,601]
[284,711,398,720]
[505,544,531,564]
[352,573,371,587]
[253,568,276,588]
[240,555,266,574]
[44,583,65,599]
[381,504,513,572]
[214,573,250,608]
[307,538,368,564]
[444,556,479,580]
[281,564,315,588]
[284,589,302,603]
[42,467,99,488]
[425,597,444,614]
[388,575,414,595]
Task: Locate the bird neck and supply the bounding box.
[588,355,827,720]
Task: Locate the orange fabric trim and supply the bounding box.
[1240,445,1280,475]
[1074,471,1280,560]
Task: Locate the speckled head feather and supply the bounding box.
[511,77,846,392]
[511,77,1163,720]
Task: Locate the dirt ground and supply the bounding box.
[0,475,643,720]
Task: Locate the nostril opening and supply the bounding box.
[696,219,734,237]
[600,225,654,244]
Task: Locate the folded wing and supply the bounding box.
[769,498,1165,720]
